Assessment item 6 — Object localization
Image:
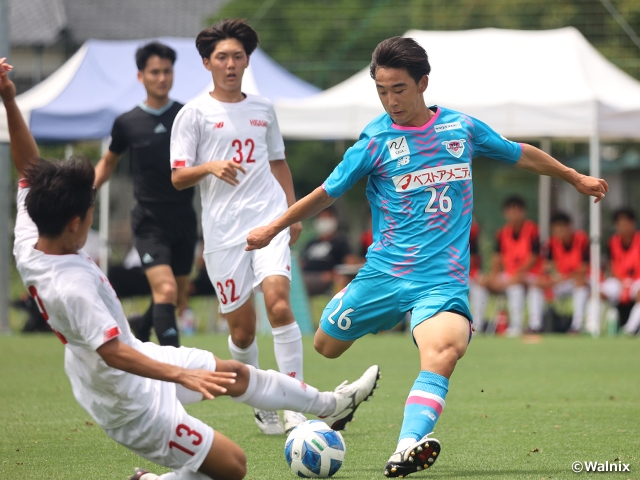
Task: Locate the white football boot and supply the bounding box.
[254,408,285,435]
[319,365,380,431]
[284,410,308,434]
[384,435,442,478]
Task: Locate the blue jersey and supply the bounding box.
[323,106,522,285]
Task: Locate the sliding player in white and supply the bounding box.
[1,58,379,480]
[171,19,306,434]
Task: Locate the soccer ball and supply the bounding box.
[284,420,346,477]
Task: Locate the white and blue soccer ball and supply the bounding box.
[284,420,346,478]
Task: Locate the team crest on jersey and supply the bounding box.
[442,139,466,158]
[387,136,410,160]
[397,156,410,167]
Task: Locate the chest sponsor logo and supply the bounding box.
[212,122,224,129]
[434,121,462,133]
[392,162,471,192]
[397,156,410,167]
[442,139,466,158]
[154,123,167,134]
[250,119,268,127]
[387,136,410,160]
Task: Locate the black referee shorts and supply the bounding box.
[131,203,197,277]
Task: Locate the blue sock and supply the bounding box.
[398,371,449,444]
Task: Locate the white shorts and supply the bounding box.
[204,229,292,313]
[104,344,217,472]
[601,277,640,304]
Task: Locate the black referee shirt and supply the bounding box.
[109,101,194,205]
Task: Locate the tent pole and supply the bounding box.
[99,138,110,274]
[538,138,552,243]
[588,134,601,336]
[0,143,9,333]
[0,0,11,333]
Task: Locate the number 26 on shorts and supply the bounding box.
[327,299,355,331]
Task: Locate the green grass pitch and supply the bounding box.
[0,333,638,479]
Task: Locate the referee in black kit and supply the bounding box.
[95,42,196,347]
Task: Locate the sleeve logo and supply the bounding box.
[386,136,410,160]
[442,139,466,158]
[103,326,122,343]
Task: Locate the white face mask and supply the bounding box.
[314,217,338,236]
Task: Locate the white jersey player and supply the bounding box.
[1,58,380,480]
[171,19,306,434]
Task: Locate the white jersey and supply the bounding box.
[13,185,154,429]
[170,93,288,253]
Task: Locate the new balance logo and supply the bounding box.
[250,119,268,127]
[212,122,224,129]
[142,253,154,264]
[154,123,167,134]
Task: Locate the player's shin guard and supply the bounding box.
[232,366,335,416]
[153,303,180,347]
[272,322,304,381]
[397,371,448,450]
[228,335,260,368]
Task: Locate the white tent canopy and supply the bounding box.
[276,27,640,141]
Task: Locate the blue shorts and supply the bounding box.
[319,263,472,342]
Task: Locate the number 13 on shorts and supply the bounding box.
[327,299,355,331]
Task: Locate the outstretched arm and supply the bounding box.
[0,59,39,178]
[270,159,303,245]
[97,337,237,400]
[516,143,608,203]
[246,186,335,251]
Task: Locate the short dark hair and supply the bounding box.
[24,157,96,238]
[550,211,572,225]
[503,195,526,209]
[196,19,259,60]
[135,41,177,71]
[370,37,431,84]
[613,207,636,223]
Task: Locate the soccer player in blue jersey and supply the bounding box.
[246,37,608,477]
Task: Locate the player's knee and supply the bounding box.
[313,336,343,359]
[229,450,247,480]
[267,297,292,325]
[154,280,178,304]
[229,329,255,349]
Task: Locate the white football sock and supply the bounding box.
[469,283,489,331]
[158,469,209,479]
[624,303,640,334]
[506,284,525,332]
[232,365,335,416]
[527,286,544,331]
[571,286,589,331]
[228,335,260,368]
[272,323,304,381]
